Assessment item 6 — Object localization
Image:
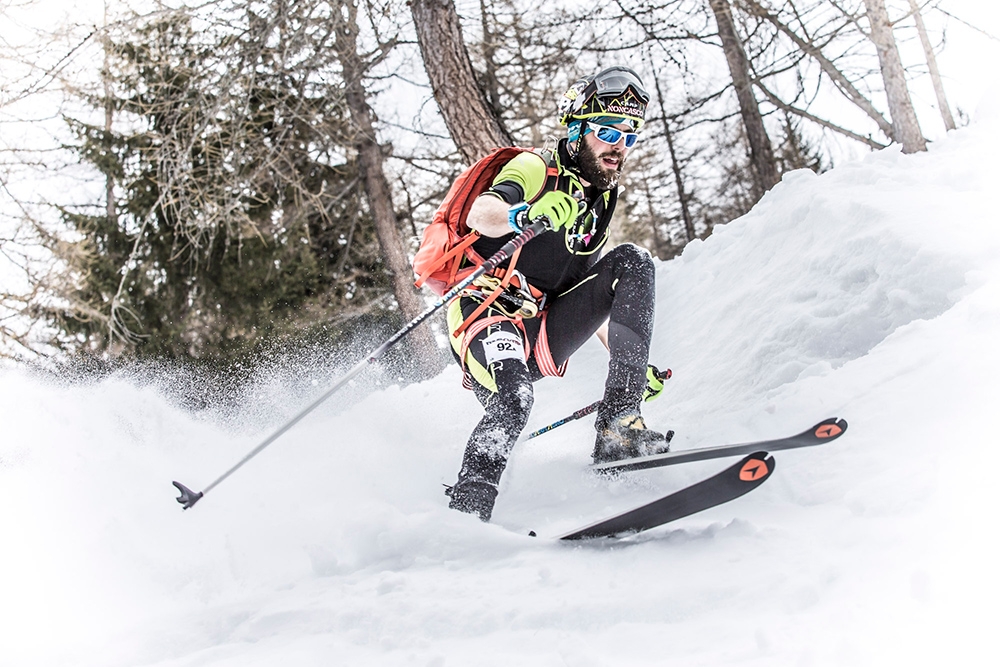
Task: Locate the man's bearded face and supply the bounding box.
[576,128,629,190]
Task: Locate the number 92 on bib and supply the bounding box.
[481,329,525,365]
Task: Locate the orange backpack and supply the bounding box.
[413,147,557,296]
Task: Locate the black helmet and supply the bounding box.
[558,66,650,130]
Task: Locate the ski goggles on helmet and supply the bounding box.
[586,122,640,148]
[561,67,650,129]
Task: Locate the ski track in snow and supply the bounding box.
[3,103,1000,666]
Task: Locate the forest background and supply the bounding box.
[1,0,996,393]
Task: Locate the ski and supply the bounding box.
[559,452,775,540]
[591,417,847,474]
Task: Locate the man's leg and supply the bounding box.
[448,305,534,522]
[542,243,666,460]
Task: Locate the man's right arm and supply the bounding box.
[467,194,515,238]
[468,151,550,238]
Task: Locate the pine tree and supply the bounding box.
[54,7,388,361]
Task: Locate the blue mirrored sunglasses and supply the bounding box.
[587,123,640,148]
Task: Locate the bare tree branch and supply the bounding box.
[754,78,886,148]
[739,0,894,139]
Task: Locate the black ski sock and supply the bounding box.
[598,320,649,428]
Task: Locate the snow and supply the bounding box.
[4,102,1000,666]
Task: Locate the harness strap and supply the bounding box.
[457,314,530,375]
[452,246,522,337]
[449,299,566,391]
[533,309,569,377]
[414,230,481,289]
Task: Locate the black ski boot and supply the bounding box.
[592,413,672,464]
[446,479,499,522]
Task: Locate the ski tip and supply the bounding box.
[813,417,848,441]
[738,451,775,483]
[172,481,204,510]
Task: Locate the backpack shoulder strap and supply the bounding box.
[446,147,534,233]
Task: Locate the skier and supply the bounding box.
[445,66,670,521]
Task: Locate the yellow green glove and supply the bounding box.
[642,364,671,402]
[527,190,578,231]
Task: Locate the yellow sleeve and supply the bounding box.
[491,151,549,202]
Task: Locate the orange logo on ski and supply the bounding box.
[815,423,843,439]
[740,459,769,481]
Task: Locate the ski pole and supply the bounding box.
[521,400,601,441]
[519,367,672,442]
[173,219,550,510]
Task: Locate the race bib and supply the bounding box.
[481,330,524,365]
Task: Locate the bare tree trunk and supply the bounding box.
[639,175,667,258]
[411,0,513,164]
[478,0,503,113]
[907,0,955,131]
[708,0,779,196]
[101,2,128,355]
[863,0,927,153]
[102,53,116,225]
[651,67,696,242]
[664,122,697,243]
[335,2,444,376]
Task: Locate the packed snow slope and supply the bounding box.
[4,103,1000,666]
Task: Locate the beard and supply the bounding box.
[575,138,627,190]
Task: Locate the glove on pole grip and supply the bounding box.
[528,190,578,231]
